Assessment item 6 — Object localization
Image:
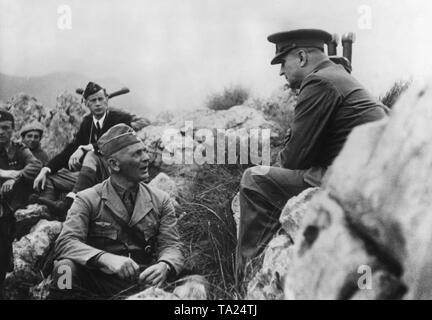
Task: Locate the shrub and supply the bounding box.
[247,85,297,133]
[380,80,412,109]
[206,85,249,111]
[177,163,248,299]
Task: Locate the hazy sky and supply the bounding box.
[1,0,432,114]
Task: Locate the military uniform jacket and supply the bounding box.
[47,108,133,174]
[280,60,389,170]
[54,178,184,275]
[0,141,42,183]
[31,146,49,166]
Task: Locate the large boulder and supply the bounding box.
[246,80,432,299]
[324,81,432,299]
[4,220,62,299]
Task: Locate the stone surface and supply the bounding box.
[172,275,208,300]
[127,275,207,300]
[148,172,179,199]
[279,187,320,240]
[127,287,178,300]
[350,270,405,300]
[281,192,381,300]
[247,191,381,300]
[14,204,52,239]
[325,81,432,299]
[245,235,290,300]
[170,105,277,131]
[246,81,432,300]
[3,220,62,299]
[137,105,278,168]
[12,219,62,273]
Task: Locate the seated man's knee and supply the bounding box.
[240,166,270,191]
[240,167,254,190]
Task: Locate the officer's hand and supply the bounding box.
[0,179,15,196]
[33,167,50,192]
[68,148,84,171]
[139,262,170,287]
[97,253,140,281]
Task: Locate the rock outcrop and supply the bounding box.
[4,220,62,299]
[127,275,208,300]
[148,172,182,208]
[246,81,432,299]
[12,220,62,273]
[14,204,52,239]
[137,105,278,169]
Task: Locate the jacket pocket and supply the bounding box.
[88,223,119,250]
[136,213,159,242]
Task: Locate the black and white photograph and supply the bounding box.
[0,0,431,305]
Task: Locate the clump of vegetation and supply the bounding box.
[206,85,250,111]
[380,80,412,109]
[177,163,248,299]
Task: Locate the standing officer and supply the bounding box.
[51,124,183,298]
[32,82,133,218]
[0,109,42,296]
[20,121,50,166]
[236,29,389,283]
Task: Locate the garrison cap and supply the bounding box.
[98,123,142,157]
[20,121,45,137]
[0,108,14,126]
[267,29,332,65]
[83,82,105,100]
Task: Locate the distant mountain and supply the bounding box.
[0,72,147,115]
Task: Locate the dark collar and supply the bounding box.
[311,59,334,74]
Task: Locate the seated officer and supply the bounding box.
[236,29,389,283]
[51,124,184,298]
[0,109,42,295]
[32,82,133,218]
[20,121,50,166]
